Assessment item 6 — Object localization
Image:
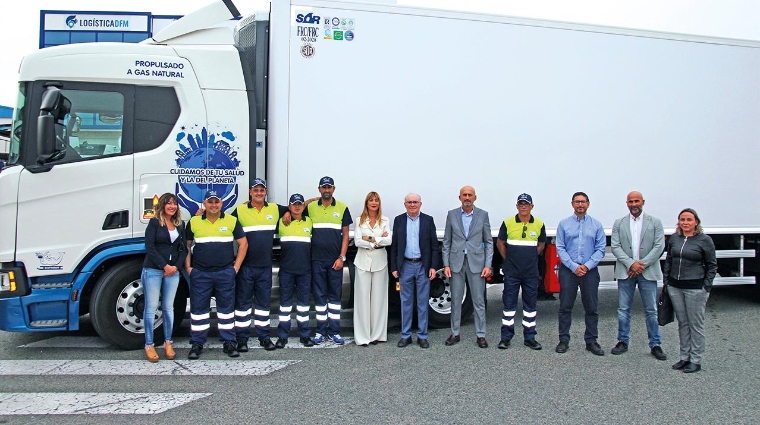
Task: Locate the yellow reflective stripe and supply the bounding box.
[195,236,234,244]
[243,225,277,232]
[280,236,311,243]
[313,223,342,229]
[507,240,538,246]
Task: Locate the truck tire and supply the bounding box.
[89,259,187,350]
[427,268,473,328]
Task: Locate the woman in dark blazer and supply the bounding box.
[142,193,186,362]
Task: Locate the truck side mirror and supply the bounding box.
[36,86,71,164]
[36,115,56,162]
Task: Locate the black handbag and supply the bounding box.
[657,283,675,326]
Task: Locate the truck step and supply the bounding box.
[30,319,68,328]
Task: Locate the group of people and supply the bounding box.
[140,181,717,373]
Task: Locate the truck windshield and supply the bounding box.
[7,84,25,165]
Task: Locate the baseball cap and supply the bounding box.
[251,178,267,188]
[319,176,335,187]
[517,193,533,204]
[204,190,222,201]
[289,193,305,204]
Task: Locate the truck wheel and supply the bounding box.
[89,259,187,350]
[427,268,473,328]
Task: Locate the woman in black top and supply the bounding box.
[142,193,186,362]
[662,208,717,373]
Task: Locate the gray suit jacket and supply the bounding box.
[442,206,494,274]
[611,213,665,281]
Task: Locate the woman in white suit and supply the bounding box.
[353,191,392,346]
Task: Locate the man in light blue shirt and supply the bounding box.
[555,191,606,356]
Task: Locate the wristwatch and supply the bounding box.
[340,255,347,261]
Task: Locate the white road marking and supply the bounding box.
[20,336,353,349]
[0,392,211,415]
[0,360,299,376]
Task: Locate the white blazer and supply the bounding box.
[353,215,392,272]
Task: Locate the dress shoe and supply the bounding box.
[236,338,249,353]
[497,339,511,349]
[524,339,542,350]
[144,345,159,363]
[299,337,315,347]
[369,340,379,345]
[586,342,605,356]
[611,341,628,355]
[651,346,667,361]
[555,341,569,354]
[417,338,430,349]
[476,337,488,348]
[275,338,288,349]
[163,341,175,360]
[397,337,412,348]
[444,334,460,346]
[683,363,701,373]
[672,360,690,370]
[260,339,276,351]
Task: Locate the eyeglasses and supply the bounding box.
[573,200,589,205]
[522,225,527,238]
[517,202,530,207]
[405,201,420,205]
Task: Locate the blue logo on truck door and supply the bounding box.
[171,126,245,215]
[296,13,321,24]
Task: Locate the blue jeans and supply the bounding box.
[142,267,180,347]
[399,261,430,340]
[617,275,661,348]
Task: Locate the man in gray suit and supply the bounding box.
[442,186,494,348]
[610,191,667,360]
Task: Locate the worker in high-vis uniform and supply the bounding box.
[184,190,247,359]
[275,193,315,348]
[231,178,287,352]
[496,193,546,351]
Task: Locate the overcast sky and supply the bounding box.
[1,0,758,108]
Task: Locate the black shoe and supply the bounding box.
[651,346,667,361]
[223,341,240,358]
[611,341,628,355]
[397,337,412,348]
[476,337,488,348]
[260,339,276,351]
[586,342,605,356]
[498,339,511,349]
[555,341,569,354]
[524,339,542,350]
[672,360,690,370]
[369,340,379,345]
[444,334,460,346]
[275,338,287,349]
[188,344,203,360]
[683,363,701,373]
[417,338,430,349]
[299,337,315,347]
[236,338,249,353]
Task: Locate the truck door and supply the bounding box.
[16,81,135,278]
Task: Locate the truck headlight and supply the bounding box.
[0,271,16,293]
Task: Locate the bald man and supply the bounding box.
[442,186,493,348]
[610,191,667,361]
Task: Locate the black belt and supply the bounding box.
[404,257,422,263]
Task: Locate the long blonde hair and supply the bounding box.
[359,191,383,226]
[155,193,183,227]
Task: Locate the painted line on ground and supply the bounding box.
[19,336,353,349]
[0,392,211,415]
[0,360,299,376]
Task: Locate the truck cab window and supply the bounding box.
[56,90,125,161]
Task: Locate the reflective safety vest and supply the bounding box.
[188,213,240,271]
[235,201,281,267]
[279,217,313,275]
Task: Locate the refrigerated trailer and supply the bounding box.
[1,0,758,349]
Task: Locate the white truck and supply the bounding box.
[1,0,758,349]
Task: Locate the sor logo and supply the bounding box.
[65,15,78,28]
[296,13,321,24]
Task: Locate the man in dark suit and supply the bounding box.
[391,193,440,348]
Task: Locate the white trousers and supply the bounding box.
[353,266,389,345]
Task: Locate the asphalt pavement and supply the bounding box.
[0,284,759,424]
